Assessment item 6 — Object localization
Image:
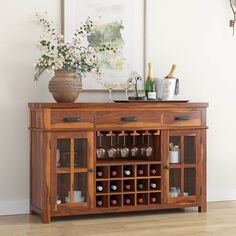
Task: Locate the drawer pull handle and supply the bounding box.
[121,117,138,122]
[63,117,81,123]
[175,116,191,121]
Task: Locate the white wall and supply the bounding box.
[0,0,235,215]
[147,0,236,202]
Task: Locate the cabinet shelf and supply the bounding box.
[169,164,197,169]
[97,160,162,165]
[57,168,70,174]
[56,167,88,174]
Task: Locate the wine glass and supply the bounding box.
[120,131,129,158]
[96,131,106,159]
[145,131,153,159]
[107,131,117,158]
[104,82,117,102]
[130,131,139,158]
[120,82,132,100]
[115,131,122,158]
[140,131,146,158]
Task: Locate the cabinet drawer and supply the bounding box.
[163,111,201,127]
[95,111,161,128]
[51,110,94,129]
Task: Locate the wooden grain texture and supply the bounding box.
[1,202,236,236]
[29,102,208,223]
[30,110,43,129]
[51,110,94,129]
[163,110,202,127]
[42,132,51,223]
[28,102,209,110]
[31,131,43,210]
[95,111,162,129]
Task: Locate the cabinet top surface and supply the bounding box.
[28,102,208,110]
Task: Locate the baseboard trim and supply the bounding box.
[0,200,29,216]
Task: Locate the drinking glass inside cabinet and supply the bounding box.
[130,130,140,158]
[107,131,117,158]
[96,131,106,159]
[115,131,122,158]
[139,131,146,158]
[119,131,129,158]
[144,130,153,159]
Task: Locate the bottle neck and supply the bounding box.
[148,63,153,80]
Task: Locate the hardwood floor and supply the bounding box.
[0,201,236,236]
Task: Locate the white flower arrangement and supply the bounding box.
[34,14,117,81]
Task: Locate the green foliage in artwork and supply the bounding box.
[88,21,124,49]
[87,21,125,70]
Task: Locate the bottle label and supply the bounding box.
[148,92,157,100]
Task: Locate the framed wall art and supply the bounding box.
[62,0,147,90]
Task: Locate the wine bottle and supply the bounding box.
[111,170,118,177]
[150,169,157,175]
[124,198,131,205]
[150,197,157,203]
[138,184,144,190]
[165,64,176,79]
[97,200,103,206]
[110,185,118,191]
[97,171,103,177]
[124,184,131,191]
[137,197,144,204]
[124,170,131,176]
[110,199,117,206]
[137,169,144,176]
[97,186,103,192]
[145,63,156,100]
[150,183,157,189]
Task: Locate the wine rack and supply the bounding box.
[96,163,162,208]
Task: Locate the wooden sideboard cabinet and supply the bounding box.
[29,102,208,223]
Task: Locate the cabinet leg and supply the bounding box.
[42,214,51,224]
[198,204,207,213]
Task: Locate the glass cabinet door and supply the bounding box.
[166,130,200,203]
[51,132,94,211]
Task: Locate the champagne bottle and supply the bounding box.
[110,185,118,191]
[97,186,103,192]
[145,63,156,100]
[165,64,176,79]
